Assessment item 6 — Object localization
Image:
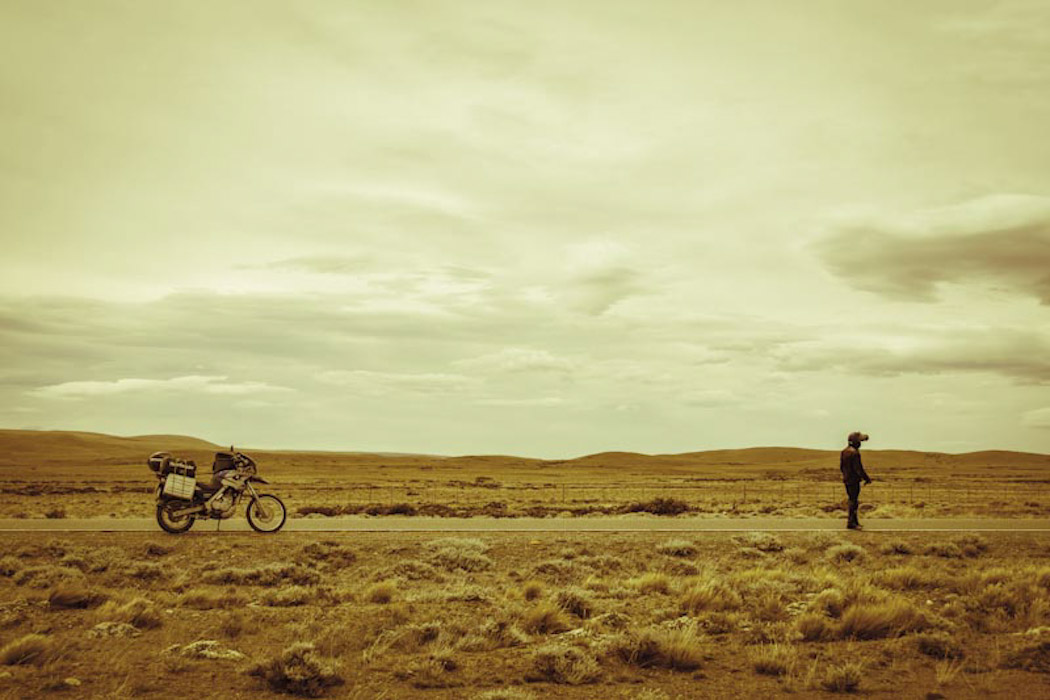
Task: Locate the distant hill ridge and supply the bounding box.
[0,429,1047,472]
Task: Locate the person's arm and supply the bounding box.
[856,453,871,484]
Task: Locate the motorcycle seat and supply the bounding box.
[195,483,221,495]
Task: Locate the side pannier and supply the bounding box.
[162,458,197,500]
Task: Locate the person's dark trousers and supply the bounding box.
[845,481,861,528]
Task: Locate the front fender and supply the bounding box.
[248,476,269,484]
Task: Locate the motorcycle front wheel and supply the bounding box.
[247,494,287,533]
[156,500,195,534]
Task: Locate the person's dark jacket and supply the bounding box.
[840,446,871,485]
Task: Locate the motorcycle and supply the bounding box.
[148,448,287,534]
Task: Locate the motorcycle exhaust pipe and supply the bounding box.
[172,505,204,518]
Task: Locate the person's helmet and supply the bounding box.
[848,432,869,444]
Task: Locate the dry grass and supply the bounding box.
[915,631,964,660]
[796,613,834,642]
[520,602,573,634]
[826,543,867,564]
[178,587,250,609]
[631,572,672,595]
[606,627,705,671]
[822,660,863,693]
[656,539,697,557]
[0,634,56,666]
[202,563,320,587]
[1,529,1048,698]
[521,580,544,600]
[872,566,943,590]
[473,689,536,700]
[263,585,316,607]
[94,597,163,629]
[555,587,597,619]
[47,584,107,609]
[249,642,345,697]
[680,577,742,613]
[750,643,797,676]
[527,643,602,684]
[880,539,913,555]
[0,556,21,576]
[364,581,397,604]
[425,538,494,572]
[837,600,931,640]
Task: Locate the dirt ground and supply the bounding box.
[3,530,1050,699]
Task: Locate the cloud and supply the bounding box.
[560,239,647,315]
[475,396,565,407]
[454,347,574,374]
[32,375,291,399]
[1023,407,1050,429]
[814,195,1050,303]
[776,328,1050,384]
[317,370,478,397]
[680,389,736,407]
[260,256,371,275]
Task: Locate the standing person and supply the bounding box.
[840,432,872,530]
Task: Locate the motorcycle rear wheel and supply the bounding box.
[156,500,195,534]
[247,494,287,533]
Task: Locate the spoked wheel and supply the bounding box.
[156,500,195,534]
[247,494,287,533]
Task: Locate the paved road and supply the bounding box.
[2,516,1050,533]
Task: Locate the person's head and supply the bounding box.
[848,431,869,448]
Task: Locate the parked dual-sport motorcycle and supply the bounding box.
[149,448,287,534]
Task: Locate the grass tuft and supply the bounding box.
[826,543,867,564]
[555,587,597,619]
[94,597,163,629]
[822,661,863,693]
[48,584,107,609]
[249,642,345,697]
[522,580,544,601]
[656,539,697,557]
[631,572,672,595]
[607,627,705,671]
[0,634,55,666]
[796,613,834,642]
[527,643,602,685]
[915,632,964,660]
[680,578,742,613]
[751,644,797,676]
[364,581,397,604]
[520,602,573,634]
[837,600,931,640]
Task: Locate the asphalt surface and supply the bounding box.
[2,516,1050,533]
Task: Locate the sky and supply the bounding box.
[1,0,1048,457]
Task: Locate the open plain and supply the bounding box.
[1,431,1050,699]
